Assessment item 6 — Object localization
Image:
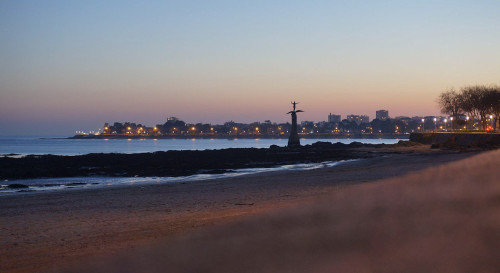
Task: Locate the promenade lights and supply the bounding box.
[421,119,425,132]
[450,117,454,131]
[466,116,470,130]
[433,118,437,132]
[444,119,447,131]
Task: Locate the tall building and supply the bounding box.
[328,113,341,123]
[376,110,389,120]
[347,115,370,125]
[360,115,370,124]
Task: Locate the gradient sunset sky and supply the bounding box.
[1,1,499,135]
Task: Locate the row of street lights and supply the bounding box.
[421,115,496,132]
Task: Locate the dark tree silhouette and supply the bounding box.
[437,88,461,129]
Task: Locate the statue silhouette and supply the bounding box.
[287,101,303,147]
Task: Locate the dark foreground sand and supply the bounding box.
[0,146,496,273]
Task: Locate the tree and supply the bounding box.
[441,84,500,131]
[370,119,393,134]
[484,85,500,130]
[437,88,461,129]
[458,86,482,130]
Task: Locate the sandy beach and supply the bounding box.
[0,146,493,273]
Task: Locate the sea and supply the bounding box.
[0,136,401,195]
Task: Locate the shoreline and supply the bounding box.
[0,141,409,181]
[0,159,355,195]
[0,146,482,273]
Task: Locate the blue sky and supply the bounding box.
[1,1,499,135]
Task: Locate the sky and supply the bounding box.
[1,0,499,136]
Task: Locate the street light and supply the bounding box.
[444,119,447,131]
[466,116,470,130]
[450,117,454,131]
[421,119,425,132]
[433,118,437,132]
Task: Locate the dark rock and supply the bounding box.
[348,141,364,148]
[395,140,423,147]
[0,141,398,180]
[7,184,29,189]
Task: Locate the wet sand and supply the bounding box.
[0,146,488,273]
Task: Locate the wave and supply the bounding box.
[0,159,358,195]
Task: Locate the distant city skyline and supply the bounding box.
[1,1,499,135]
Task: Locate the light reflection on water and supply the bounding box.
[0,136,401,156]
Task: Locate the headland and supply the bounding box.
[69,133,409,140]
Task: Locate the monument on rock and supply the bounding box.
[287,101,303,148]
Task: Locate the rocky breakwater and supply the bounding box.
[0,141,409,181]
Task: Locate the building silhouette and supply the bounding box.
[376,110,389,120]
[347,115,369,125]
[328,113,341,123]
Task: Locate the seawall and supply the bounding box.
[410,132,500,147]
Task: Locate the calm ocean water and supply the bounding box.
[0,136,400,156]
